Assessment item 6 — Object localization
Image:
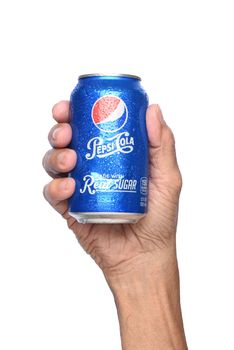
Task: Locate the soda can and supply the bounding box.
[68,74,149,224]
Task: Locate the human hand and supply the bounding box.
[43,101,182,280]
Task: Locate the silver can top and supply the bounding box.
[78,73,141,81]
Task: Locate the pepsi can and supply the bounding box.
[68,74,149,224]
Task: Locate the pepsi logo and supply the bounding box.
[92,95,128,133]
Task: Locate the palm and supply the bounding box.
[64,147,181,273]
[44,103,182,275]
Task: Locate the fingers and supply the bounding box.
[48,123,72,148]
[45,104,74,177]
[52,101,70,123]
[160,123,178,170]
[146,104,166,148]
[43,178,75,214]
[147,104,182,191]
[43,101,76,219]
[43,149,77,177]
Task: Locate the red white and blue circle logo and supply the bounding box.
[91,95,128,133]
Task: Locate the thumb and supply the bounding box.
[146,104,182,191]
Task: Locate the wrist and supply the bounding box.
[104,246,178,296]
[103,249,187,350]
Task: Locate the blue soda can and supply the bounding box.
[68,74,149,224]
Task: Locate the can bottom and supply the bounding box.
[68,212,145,224]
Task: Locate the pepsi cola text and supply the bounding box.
[68,74,149,224]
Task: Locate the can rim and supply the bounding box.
[78,73,141,81]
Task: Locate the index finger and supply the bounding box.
[52,100,70,123]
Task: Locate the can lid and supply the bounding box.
[78,73,141,80]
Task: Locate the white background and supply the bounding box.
[0,0,233,349]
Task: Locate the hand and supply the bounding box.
[43,101,182,279]
[43,101,187,349]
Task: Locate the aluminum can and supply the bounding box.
[69,74,149,224]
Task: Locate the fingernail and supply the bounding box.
[57,152,67,167]
[59,179,71,191]
[52,127,60,140]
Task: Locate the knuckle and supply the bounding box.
[42,155,46,169]
[48,124,58,144]
[169,131,175,147]
[44,149,75,174]
[48,123,72,147]
[56,152,67,171]
[43,181,57,202]
[47,180,58,200]
[56,150,72,171]
[164,126,176,148]
[171,170,183,191]
[45,149,64,172]
[42,150,51,169]
[164,169,182,195]
[43,185,48,200]
[52,102,59,116]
